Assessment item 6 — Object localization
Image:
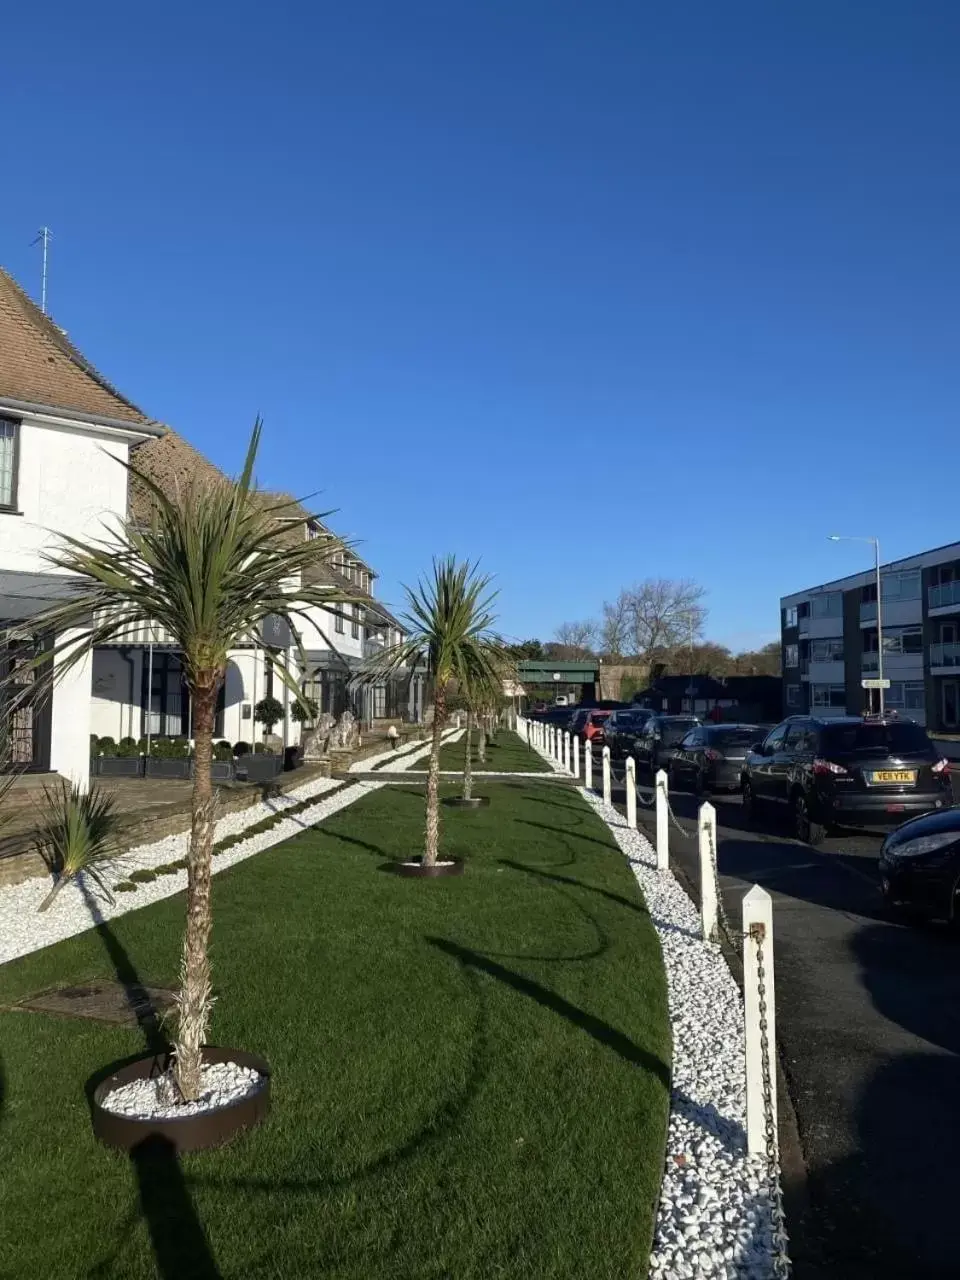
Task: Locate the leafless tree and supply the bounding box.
[604,579,707,658]
[552,620,597,660]
[599,595,631,658]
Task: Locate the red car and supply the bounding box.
[582,710,611,744]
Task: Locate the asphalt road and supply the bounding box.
[599,751,960,1279]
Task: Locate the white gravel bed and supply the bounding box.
[581,788,788,1280]
[349,727,461,773]
[375,728,464,773]
[101,1060,264,1119]
[0,778,382,967]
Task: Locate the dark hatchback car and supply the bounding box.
[879,807,960,921]
[605,708,653,757]
[632,715,701,774]
[741,715,952,844]
[668,723,762,794]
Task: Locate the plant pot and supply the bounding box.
[145,758,193,780]
[93,756,146,778]
[210,760,236,782]
[391,857,465,878]
[91,1046,270,1154]
[443,796,490,809]
[234,754,283,783]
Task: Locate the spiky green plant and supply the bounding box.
[11,421,353,1100]
[35,782,118,912]
[357,557,505,865]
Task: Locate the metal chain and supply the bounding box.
[709,823,744,947]
[752,924,792,1277]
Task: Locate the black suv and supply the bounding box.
[605,707,653,757]
[741,715,952,844]
[633,715,701,774]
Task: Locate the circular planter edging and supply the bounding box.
[392,857,465,879]
[442,796,490,809]
[91,1045,271,1154]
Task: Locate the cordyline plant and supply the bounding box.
[357,557,505,864]
[460,660,514,798]
[10,420,353,1101]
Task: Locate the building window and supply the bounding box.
[351,605,360,639]
[784,644,799,669]
[886,681,925,711]
[0,417,19,509]
[882,570,921,602]
[811,684,846,708]
[334,607,344,635]
[784,606,798,629]
[810,638,844,662]
[811,593,842,619]
[786,684,801,707]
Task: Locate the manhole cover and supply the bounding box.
[17,980,177,1027]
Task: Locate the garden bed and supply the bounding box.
[435,729,553,773]
[0,780,669,1279]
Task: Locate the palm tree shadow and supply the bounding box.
[499,857,650,918]
[515,817,618,852]
[426,936,670,1088]
[78,881,222,1280]
[322,829,392,860]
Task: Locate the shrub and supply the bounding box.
[36,783,118,912]
[233,741,251,758]
[115,881,138,893]
[129,868,158,884]
[254,696,285,734]
[96,736,117,756]
[290,695,318,724]
[213,741,234,762]
[116,736,141,758]
[149,737,191,760]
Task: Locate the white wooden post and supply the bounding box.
[563,731,571,772]
[584,739,593,790]
[698,801,718,942]
[572,735,580,779]
[655,769,669,870]
[743,885,777,1156]
[551,726,558,759]
[602,745,612,805]
[625,756,637,829]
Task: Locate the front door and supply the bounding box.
[942,681,959,730]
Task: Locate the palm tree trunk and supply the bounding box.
[478,716,487,764]
[463,712,473,800]
[174,680,218,1101]
[424,682,446,866]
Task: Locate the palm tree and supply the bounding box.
[359,557,503,865]
[16,421,352,1100]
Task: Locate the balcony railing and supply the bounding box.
[859,601,877,623]
[862,651,879,671]
[929,580,960,611]
[930,642,960,669]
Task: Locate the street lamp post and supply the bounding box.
[828,534,884,716]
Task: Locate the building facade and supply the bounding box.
[780,541,960,733]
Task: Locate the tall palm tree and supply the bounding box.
[15,421,352,1100]
[359,557,504,865]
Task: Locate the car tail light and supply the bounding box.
[932,758,951,774]
[704,748,722,762]
[812,757,847,777]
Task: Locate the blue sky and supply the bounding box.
[3,1,959,650]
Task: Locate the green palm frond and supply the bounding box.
[35,782,119,912]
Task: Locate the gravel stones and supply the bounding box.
[100,1060,264,1120]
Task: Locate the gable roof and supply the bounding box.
[0,268,159,430]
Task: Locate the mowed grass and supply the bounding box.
[436,727,552,773]
[0,781,670,1280]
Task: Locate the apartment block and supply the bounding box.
[780,541,960,733]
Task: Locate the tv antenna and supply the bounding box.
[30,226,52,313]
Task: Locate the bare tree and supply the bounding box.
[552,620,597,660]
[624,579,707,657]
[599,594,631,658]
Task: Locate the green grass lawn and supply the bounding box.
[436,727,552,773]
[0,781,669,1280]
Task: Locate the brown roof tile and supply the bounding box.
[0,268,152,425]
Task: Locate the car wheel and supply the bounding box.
[794,792,827,846]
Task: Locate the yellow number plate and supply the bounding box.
[871,770,916,784]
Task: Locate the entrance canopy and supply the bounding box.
[0,569,85,622]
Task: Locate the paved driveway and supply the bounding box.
[598,751,960,1278]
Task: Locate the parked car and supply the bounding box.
[741,715,952,845]
[668,723,762,794]
[878,806,960,920]
[632,715,700,774]
[577,709,612,745]
[605,707,653,757]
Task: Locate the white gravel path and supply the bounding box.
[0,776,383,967]
[582,789,787,1280]
[100,1060,264,1119]
[349,727,462,773]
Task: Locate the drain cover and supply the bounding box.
[17,980,177,1027]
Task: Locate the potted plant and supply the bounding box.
[21,419,354,1147]
[145,737,193,780]
[254,695,284,739]
[211,740,236,782]
[358,557,505,875]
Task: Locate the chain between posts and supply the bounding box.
[752,920,792,1278]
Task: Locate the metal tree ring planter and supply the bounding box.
[91,1046,271,1154]
[442,796,490,809]
[390,857,466,879]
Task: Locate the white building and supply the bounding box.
[0,267,421,788]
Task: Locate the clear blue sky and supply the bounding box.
[3,1,959,650]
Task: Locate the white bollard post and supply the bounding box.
[602,745,612,805]
[573,735,580,779]
[625,756,637,829]
[655,769,669,870]
[563,731,571,772]
[698,801,718,942]
[584,738,593,790]
[743,885,777,1156]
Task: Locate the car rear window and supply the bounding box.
[589,711,611,723]
[661,719,698,745]
[819,723,934,758]
[707,728,758,749]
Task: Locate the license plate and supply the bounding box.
[870,770,916,784]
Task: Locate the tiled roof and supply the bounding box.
[0,268,153,426]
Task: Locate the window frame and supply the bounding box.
[784,605,798,628]
[810,637,844,662]
[334,606,345,635]
[811,683,846,709]
[0,415,21,512]
[784,643,799,669]
[350,604,360,639]
[811,592,842,620]
[786,684,801,707]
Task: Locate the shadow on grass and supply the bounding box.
[499,858,650,919]
[515,817,618,852]
[322,829,392,860]
[78,881,222,1280]
[427,937,670,1088]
